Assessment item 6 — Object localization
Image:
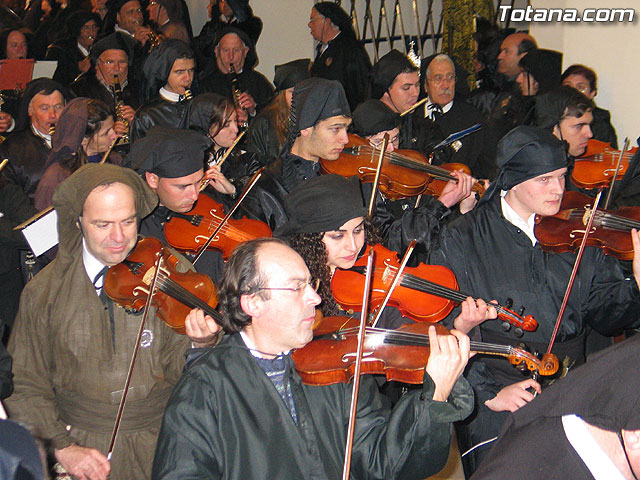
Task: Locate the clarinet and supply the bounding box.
[112,74,129,145]
[228,63,248,130]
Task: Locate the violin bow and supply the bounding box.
[604,137,630,209]
[370,240,416,328]
[192,168,263,265]
[546,189,603,356]
[400,97,428,117]
[200,131,246,192]
[107,247,165,460]
[342,247,375,480]
[367,134,389,220]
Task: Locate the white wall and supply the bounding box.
[530,0,639,144]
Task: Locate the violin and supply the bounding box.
[331,244,538,331]
[292,318,558,386]
[104,236,222,334]
[320,134,485,200]
[164,194,272,259]
[535,190,640,260]
[572,139,638,189]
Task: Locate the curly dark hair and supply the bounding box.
[285,219,381,316]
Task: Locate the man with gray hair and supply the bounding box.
[423,53,494,179]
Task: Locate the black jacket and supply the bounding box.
[130,96,190,141]
[310,32,371,111]
[152,332,474,479]
[0,128,51,201]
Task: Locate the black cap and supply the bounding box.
[313,2,355,38]
[90,32,135,66]
[535,85,594,130]
[275,175,366,236]
[273,59,311,92]
[292,77,350,133]
[129,127,211,178]
[519,48,563,95]
[351,100,401,137]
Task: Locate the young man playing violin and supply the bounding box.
[430,125,640,476]
[130,127,236,284]
[6,163,221,480]
[153,237,474,479]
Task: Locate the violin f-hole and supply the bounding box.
[342,351,375,363]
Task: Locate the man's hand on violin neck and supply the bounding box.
[425,326,470,402]
[453,297,497,334]
[185,308,222,348]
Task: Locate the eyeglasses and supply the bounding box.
[369,134,399,150]
[258,278,321,295]
[101,60,128,67]
[429,74,455,85]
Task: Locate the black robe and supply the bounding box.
[429,195,640,473]
[198,63,274,120]
[152,332,474,479]
[0,128,51,201]
[591,106,618,149]
[130,96,191,141]
[46,38,86,87]
[244,110,282,167]
[70,72,141,111]
[310,32,371,111]
[431,99,497,180]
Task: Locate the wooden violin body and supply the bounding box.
[331,244,538,331]
[164,194,272,259]
[320,133,485,200]
[104,236,220,334]
[535,191,640,260]
[292,318,558,386]
[572,139,638,189]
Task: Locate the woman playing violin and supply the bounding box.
[276,174,496,329]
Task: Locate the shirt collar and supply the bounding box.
[424,98,453,119]
[114,24,135,37]
[77,42,90,57]
[82,239,108,292]
[500,189,537,246]
[240,331,290,359]
[159,87,181,102]
[31,124,52,148]
[562,414,627,480]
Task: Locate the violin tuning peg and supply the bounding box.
[518,306,526,316]
[501,321,511,332]
[513,327,524,338]
[504,298,513,309]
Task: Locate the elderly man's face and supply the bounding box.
[215,33,248,74]
[116,0,143,34]
[96,49,128,87]
[498,34,528,78]
[426,60,455,106]
[6,30,27,59]
[79,182,138,266]
[28,90,64,135]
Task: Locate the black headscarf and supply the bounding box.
[90,32,135,66]
[313,2,356,39]
[273,58,311,92]
[275,174,366,236]
[518,48,563,96]
[64,10,100,41]
[368,49,415,100]
[186,92,226,134]
[128,126,211,178]
[140,38,194,102]
[291,77,350,134]
[479,125,568,206]
[351,99,401,137]
[15,78,67,132]
[535,85,594,131]
[511,335,640,432]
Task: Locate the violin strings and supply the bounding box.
[594,211,640,230]
[152,272,221,320]
[357,145,456,181]
[178,214,256,241]
[382,265,515,321]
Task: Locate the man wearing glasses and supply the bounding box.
[153,237,475,479]
[70,32,141,144]
[423,54,495,180]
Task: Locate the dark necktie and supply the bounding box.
[92,266,109,293]
[428,103,443,121]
